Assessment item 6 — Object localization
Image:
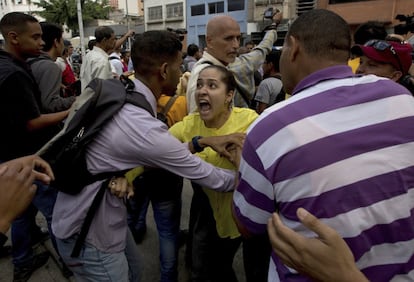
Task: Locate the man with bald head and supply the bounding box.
[186,13,281,112]
[185,13,281,282]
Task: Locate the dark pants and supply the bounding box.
[12,182,58,267]
[188,184,271,282]
[128,169,183,282]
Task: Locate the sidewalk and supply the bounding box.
[0,227,73,282]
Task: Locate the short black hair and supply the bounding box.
[40,22,63,52]
[394,24,409,35]
[94,26,114,43]
[265,50,281,71]
[0,12,38,39]
[131,30,182,74]
[88,39,96,50]
[287,9,351,62]
[353,21,387,45]
[187,44,199,56]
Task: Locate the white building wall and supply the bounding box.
[118,0,140,17]
[0,0,43,20]
[143,0,186,31]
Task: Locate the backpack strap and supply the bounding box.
[70,80,155,258]
[126,91,155,117]
[160,94,179,116]
[71,179,109,257]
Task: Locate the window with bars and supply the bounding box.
[208,1,224,14]
[167,3,183,19]
[148,6,162,21]
[191,4,205,16]
[228,0,244,11]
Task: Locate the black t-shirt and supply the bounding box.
[0,51,43,160]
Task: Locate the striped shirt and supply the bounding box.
[233,65,414,281]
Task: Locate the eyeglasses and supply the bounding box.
[364,40,404,72]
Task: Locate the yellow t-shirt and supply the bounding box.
[169,107,258,238]
[157,94,188,128]
[348,57,360,73]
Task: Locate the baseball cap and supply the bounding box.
[351,40,412,75]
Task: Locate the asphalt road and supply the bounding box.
[0,180,246,282]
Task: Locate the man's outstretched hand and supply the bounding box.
[267,208,369,282]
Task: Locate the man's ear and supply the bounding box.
[206,35,212,48]
[160,62,168,80]
[288,35,300,63]
[7,31,18,45]
[390,70,403,82]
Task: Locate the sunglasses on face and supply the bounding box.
[364,40,403,72]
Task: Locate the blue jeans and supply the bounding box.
[128,169,183,282]
[152,197,182,282]
[57,230,142,281]
[128,196,149,233]
[11,181,58,267]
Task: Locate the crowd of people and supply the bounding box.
[0,7,414,282]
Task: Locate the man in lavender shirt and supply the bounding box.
[52,30,241,281]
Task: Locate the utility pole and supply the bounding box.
[77,0,86,58]
[125,0,131,49]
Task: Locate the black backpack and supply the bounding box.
[39,77,154,257]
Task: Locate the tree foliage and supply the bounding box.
[34,0,112,33]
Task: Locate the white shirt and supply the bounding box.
[80,46,112,90]
[108,52,124,76]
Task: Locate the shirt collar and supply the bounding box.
[132,78,158,114]
[202,52,226,67]
[92,46,109,58]
[292,65,354,95]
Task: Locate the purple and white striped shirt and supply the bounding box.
[233,65,414,281]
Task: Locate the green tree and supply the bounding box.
[34,0,112,34]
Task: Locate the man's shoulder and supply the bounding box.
[0,53,30,84]
[30,55,59,70]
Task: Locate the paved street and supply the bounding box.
[0,180,246,282]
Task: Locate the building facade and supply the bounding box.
[319,0,413,31]
[0,0,41,19]
[186,0,248,48]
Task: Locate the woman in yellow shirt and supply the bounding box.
[169,65,265,281]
